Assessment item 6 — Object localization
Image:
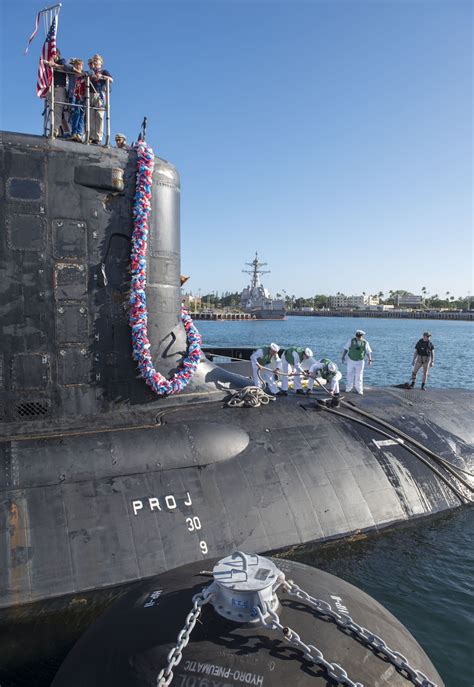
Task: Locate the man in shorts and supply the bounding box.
[409,332,435,390]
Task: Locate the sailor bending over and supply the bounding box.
[280,347,313,395]
[306,359,342,397]
[250,343,282,395]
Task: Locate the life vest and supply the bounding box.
[348,337,367,361]
[257,347,275,366]
[318,358,336,380]
[415,339,434,357]
[283,347,305,364]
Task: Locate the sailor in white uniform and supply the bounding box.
[280,347,313,394]
[306,359,342,395]
[250,343,282,394]
[342,329,373,394]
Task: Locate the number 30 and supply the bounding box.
[185,516,202,531]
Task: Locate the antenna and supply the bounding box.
[137,116,148,142]
[242,252,270,290]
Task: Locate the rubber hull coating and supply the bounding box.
[52,557,443,687]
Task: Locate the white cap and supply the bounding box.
[304,347,313,358]
[356,329,365,335]
[270,342,279,353]
[328,362,337,373]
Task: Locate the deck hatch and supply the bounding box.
[54,263,88,300]
[7,214,46,252]
[52,219,87,258]
[7,177,44,201]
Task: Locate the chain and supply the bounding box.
[156,590,213,686]
[155,580,438,687]
[281,579,438,687]
[256,605,363,687]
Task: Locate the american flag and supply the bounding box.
[36,17,57,98]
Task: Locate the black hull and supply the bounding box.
[1,388,472,625]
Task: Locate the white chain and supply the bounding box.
[280,579,438,687]
[156,591,213,686]
[256,603,363,686]
[156,579,438,687]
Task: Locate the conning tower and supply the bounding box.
[0,131,243,432]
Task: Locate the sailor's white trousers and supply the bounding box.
[345,359,365,394]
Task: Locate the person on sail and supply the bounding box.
[342,329,372,395]
[87,54,113,144]
[114,133,129,149]
[67,58,86,142]
[250,343,282,395]
[44,49,68,137]
[280,347,313,395]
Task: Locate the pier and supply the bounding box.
[191,312,253,320]
[288,309,474,321]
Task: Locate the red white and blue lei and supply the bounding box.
[129,141,201,395]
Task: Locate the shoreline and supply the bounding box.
[288,309,473,321]
[191,310,473,322]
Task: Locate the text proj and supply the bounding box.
[132,491,192,516]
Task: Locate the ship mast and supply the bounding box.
[242,252,270,289]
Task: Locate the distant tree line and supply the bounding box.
[189,288,472,311]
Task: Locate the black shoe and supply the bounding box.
[330,394,340,408]
[295,389,305,395]
[408,381,415,388]
[421,383,426,390]
[279,390,288,396]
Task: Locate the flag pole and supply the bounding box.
[24,3,62,55]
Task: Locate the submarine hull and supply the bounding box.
[0,132,472,675]
[1,388,472,629]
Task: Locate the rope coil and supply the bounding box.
[225,386,277,408]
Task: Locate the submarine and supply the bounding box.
[0,130,473,675]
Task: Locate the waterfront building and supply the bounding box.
[396,294,423,307]
[329,294,379,309]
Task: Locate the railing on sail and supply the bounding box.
[44,65,111,146]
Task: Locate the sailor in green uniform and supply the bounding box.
[280,346,313,395]
[342,329,373,394]
[306,358,342,397]
[250,343,282,394]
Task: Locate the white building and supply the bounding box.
[329,294,379,309]
[395,294,423,307]
[329,294,348,308]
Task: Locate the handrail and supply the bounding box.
[44,64,111,146]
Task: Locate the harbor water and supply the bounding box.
[197,316,474,687]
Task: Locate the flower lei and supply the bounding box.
[129,141,202,395]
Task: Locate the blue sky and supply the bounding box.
[1,0,472,299]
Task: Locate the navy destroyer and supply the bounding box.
[0,130,473,677]
[239,253,286,320]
